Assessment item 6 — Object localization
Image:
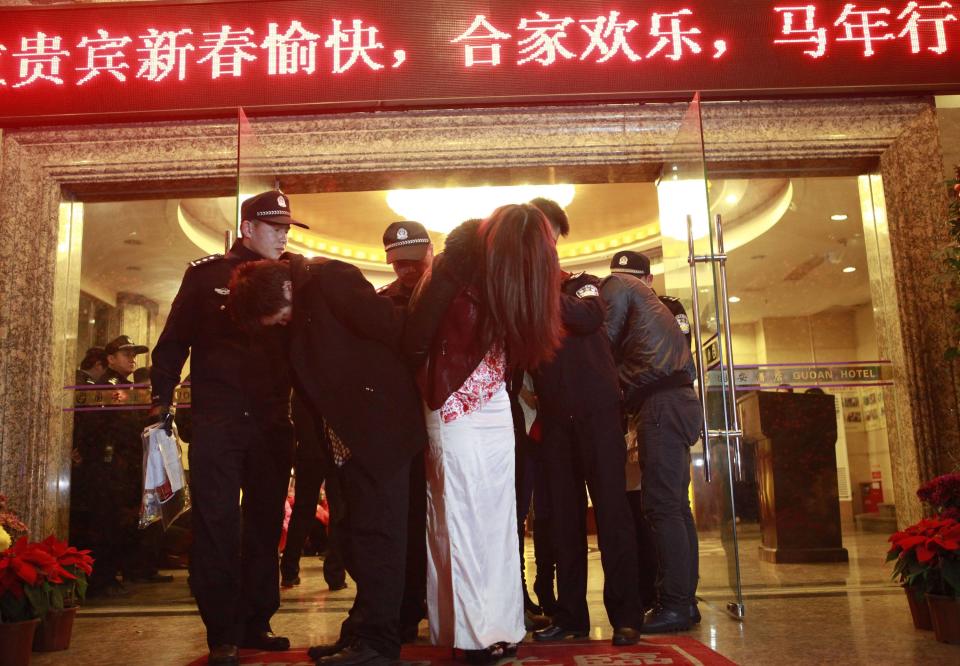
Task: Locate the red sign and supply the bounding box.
[1,0,959,123]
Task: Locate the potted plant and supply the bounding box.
[31,535,93,652]
[887,516,943,630]
[0,537,61,666]
[889,473,960,642]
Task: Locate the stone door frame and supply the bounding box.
[0,97,953,535]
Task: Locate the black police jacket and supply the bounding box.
[532,272,622,419]
[287,255,425,472]
[600,273,696,410]
[377,278,415,308]
[151,241,291,419]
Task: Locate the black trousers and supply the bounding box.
[399,451,427,631]
[188,411,294,648]
[635,386,701,612]
[280,452,346,587]
[337,457,410,659]
[626,490,659,609]
[542,408,641,631]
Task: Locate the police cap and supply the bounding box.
[610,250,651,276]
[241,190,309,229]
[383,221,431,263]
[105,335,149,356]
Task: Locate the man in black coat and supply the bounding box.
[601,251,702,633]
[528,198,642,646]
[228,255,425,666]
[376,221,432,641]
[150,190,305,666]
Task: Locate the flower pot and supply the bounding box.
[0,618,40,666]
[926,594,960,644]
[903,585,933,630]
[32,606,78,652]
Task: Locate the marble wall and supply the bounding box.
[0,98,956,537]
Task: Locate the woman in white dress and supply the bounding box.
[404,204,564,663]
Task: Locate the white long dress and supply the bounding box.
[423,349,526,650]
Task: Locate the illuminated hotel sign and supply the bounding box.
[1,0,959,122]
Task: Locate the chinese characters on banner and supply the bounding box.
[0,4,958,89]
[1,1,960,121]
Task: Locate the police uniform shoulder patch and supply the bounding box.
[190,253,223,267]
[107,377,119,385]
[576,284,599,299]
[676,313,691,334]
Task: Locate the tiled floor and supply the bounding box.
[37,531,959,665]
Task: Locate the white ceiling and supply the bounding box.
[80,176,875,326]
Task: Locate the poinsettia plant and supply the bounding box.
[35,535,93,608]
[887,516,960,597]
[0,536,76,623]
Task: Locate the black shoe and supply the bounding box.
[642,608,691,634]
[281,575,301,588]
[241,631,290,651]
[532,624,589,642]
[690,604,701,624]
[612,627,641,646]
[208,644,239,666]
[316,644,390,666]
[328,580,348,591]
[128,572,174,584]
[308,641,347,660]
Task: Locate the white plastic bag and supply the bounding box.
[140,421,191,530]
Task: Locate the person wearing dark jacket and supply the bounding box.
[228,254,425,666]
[601,250,703,633]
[376,220,432,641]
[150,191,303,665]
[528,198,643,646]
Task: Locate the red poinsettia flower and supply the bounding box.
[37,534,94,575]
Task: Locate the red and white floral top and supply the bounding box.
[440,346,506,423]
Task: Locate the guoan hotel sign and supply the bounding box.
[1,0,959,122]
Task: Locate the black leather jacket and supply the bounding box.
[600,273,695,409]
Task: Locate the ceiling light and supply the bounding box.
[725,194,739,204]
[386,184,575,233]
[831,214,848,221]
[656,178,710,241]
[842,266,857,273]
[728,296,741,303]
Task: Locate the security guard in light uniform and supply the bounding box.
[150,190,307,666]
[378,221,433,641]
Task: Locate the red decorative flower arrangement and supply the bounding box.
[887,473,960,598]
[0,498,94,624]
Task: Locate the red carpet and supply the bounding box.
[187,639,737,665]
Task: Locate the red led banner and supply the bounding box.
[0,0,959,123]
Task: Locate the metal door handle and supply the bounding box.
[687,214,712,482]
[714,214,743,482]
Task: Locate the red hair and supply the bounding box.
[477,204,563,370]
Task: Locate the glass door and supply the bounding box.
[658,93,746,619]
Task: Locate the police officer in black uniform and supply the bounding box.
[376,221,432,641]
[150,191,306,666]
[528,198,642,646]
